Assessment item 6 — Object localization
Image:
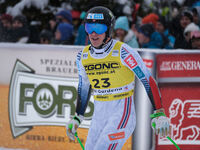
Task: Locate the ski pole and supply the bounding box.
[68,124,85,150]
[150,112,180,150]
[75,132,85,150]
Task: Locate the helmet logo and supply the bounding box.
[87,13,104,20]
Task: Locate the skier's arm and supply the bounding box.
[76,51,92,116]
[120,44,162,110]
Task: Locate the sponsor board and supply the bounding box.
[0,59,132,150]
[9,60,94,138]
[157,84,200,150]
[157,54,200,78]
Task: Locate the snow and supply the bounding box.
[6,0,49,17]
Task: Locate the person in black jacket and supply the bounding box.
[173,9,193,49]
[11,15,30,43]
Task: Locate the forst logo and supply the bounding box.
[19,83,77,117]
[9,60,94,138]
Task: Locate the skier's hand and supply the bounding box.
[151,109,170,137]
[66,115,83,140]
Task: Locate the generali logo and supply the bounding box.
[160,60,200,71]
[159,98,200,145]
[9,60,94,138]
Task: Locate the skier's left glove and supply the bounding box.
[66,115,84,140]
[151,108,170,137]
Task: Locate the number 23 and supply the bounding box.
[92,78,110,88]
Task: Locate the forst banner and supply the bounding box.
[156,54,200,150]
[0,44,132,150]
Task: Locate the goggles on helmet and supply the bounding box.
[85,23,107,34]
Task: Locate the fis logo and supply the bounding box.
[9,60,94,138]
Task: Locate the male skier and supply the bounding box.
[66,6,170,150]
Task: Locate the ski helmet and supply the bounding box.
[84,6,115,39]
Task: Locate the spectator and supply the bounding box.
[190,30,200,49]
[56,9,73,24]
[184,22,200,43]
[192,7,200,27]
[137,23,164,48]
[53,22,73,45]
[11,15,30,43]
[74,11,90,45]
[113,16,139,48]
[48,17,57,36]
[155,16,176,49]
[174,9,193,49]
[0,14,13,42]
[71,10,81,36]
[141,13,159,28]
[39,29,53,44]
[55,10,74,44]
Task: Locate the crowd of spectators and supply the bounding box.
[1,0,200,50]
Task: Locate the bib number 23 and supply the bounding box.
[92,78,111,88]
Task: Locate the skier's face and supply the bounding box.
[88,32,106,48]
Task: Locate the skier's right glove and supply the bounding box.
[150,108,170,137]
[66,115,84,141]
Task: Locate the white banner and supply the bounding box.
[0,43,84,85]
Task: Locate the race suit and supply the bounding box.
[76,39,162,150]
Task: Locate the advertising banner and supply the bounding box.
[156,54,200,150]
[0,44,131,150]
[157,54,200,78]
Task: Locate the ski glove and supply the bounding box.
[66,115,84,140]
[151,109,170,137]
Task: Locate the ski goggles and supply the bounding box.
[85,23,107,34]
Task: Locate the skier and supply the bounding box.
[66,6,170,150]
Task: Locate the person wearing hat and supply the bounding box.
[184,22,200,48]
[137,23,164,48]
[55,10,74,44]
[39,29,53,44]
[11,15,30,43]
[141,13,159,28]
[53,22,74,45]
[113,16,139,48]
[56,10,73,24]
[190,30,200,49]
